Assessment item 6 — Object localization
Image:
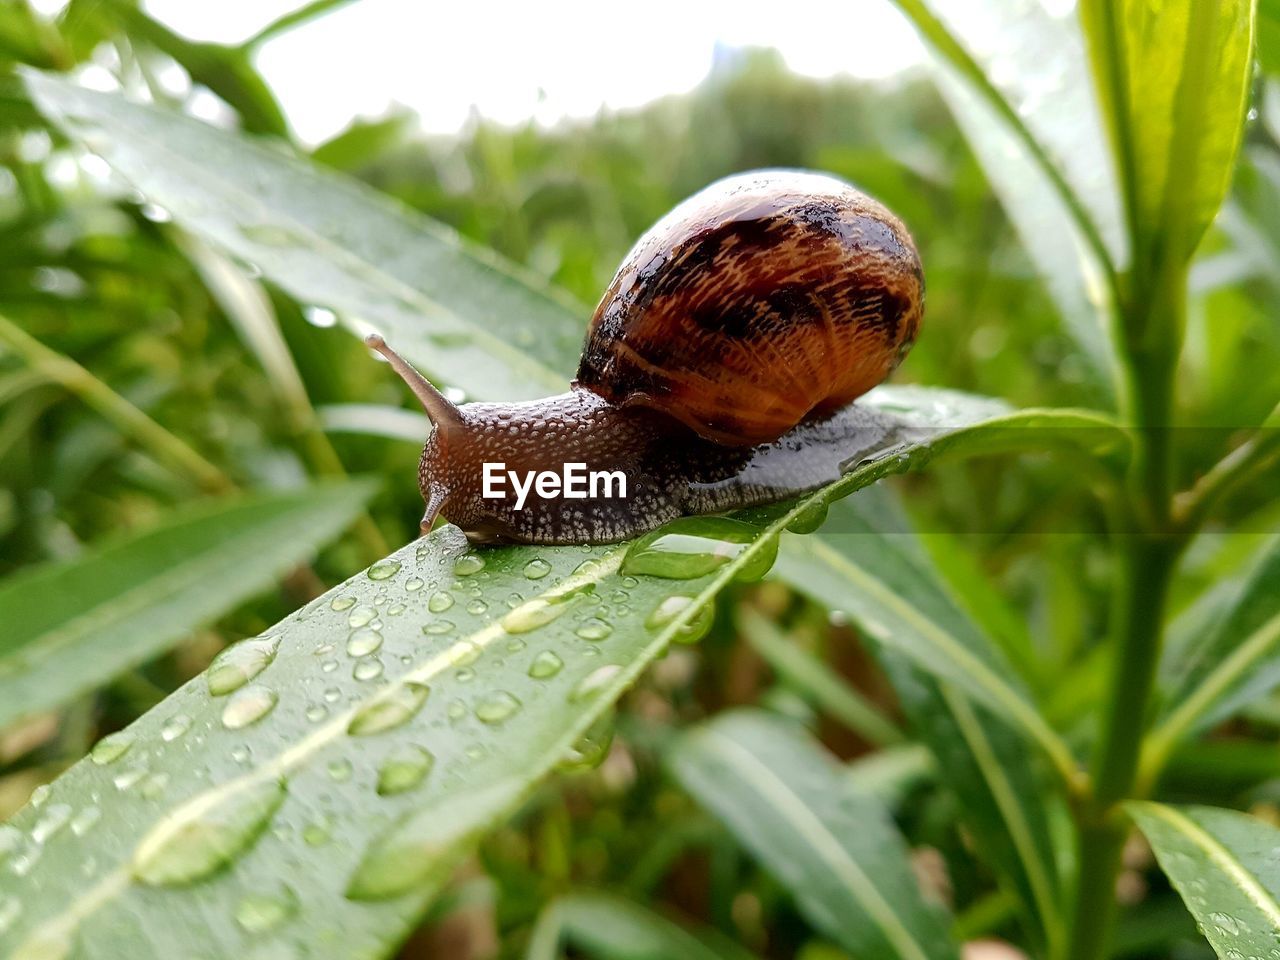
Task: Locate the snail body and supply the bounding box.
[370,170,923,545]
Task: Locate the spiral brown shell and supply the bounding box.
[575,170,923,445]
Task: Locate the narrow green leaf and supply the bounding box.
[0,480,375,728]
[1145,537,1280,774]
[738,609,904,747]
[22,70,586,402]
[0,387,1107,958]
[527,891,759,960]
[775,490,1067,953]
[890,0,1123,393]
[669,709,957,960]
[1129,802,1280,958]
[1081,0,1256,261]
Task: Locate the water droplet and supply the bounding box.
[423,619,455,635]
[70,806,101,837]
[346,627,383,657]
[140,772,170,801]
[570,665,622,702]
[376,746,435,796]
[523,559,552,580]
[323,687,342,703]
[349,683,430,735]
[622,517,777,581]
[305,704,328,723]
[466,598,488,616]
[645,595,714,644]
[132,778,287,886]
[353,658,385,681]
[405,576,425,592]
[327,759,353,782]
[91,732,133,765]
[446,699,467,722]
[368,559,402,581]
[113,765,148,792]
[786,499,829,534]
[236,886,298,934]
[448,640,482,667]
[161,714,193,742]
[388,602,406,617]
[452,554,485,576]
[455,667,476,683]
[29,785,49,808]
[208,635,281,696]
[321,658,339,673]
[427,591,454,613]
[330,595,356,612]
[575,618,613,641]
[501,594,578,634]
[32,804,72,844]
[475,691,521,724]
[302,818,332,846]
[528,651,564,679]
[347,604,377,628]
[221,687,279,729]
[559,712,615,771]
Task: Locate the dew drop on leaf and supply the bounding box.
[346,627,383,657]
[474,691,521,724]
[423,619,455,636]
[31,804,72,844]
[131,778,287,886]
[90,732,133,765]
[376,745,435,796]
[235,885,299,934]
[367,559,402,581]
[622,517,776,581]
[528,651,564,679]
[207,635,280,697]
[347,605,377,628]
[522,558,552,580]
[570,665,623,702]
[327,759,353,783]
[575,618,613,641]
[452,554,485,576]
[221,687,279,730]
[160,713,193,742]
[330,595,356,612]
[645,595,714,645]
[348,683,430,736]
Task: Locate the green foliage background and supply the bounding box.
[0,2,1278,959]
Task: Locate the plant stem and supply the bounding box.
[0,312,235,495]
[1067,261,1187,960]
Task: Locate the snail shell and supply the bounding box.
[576,170,923,445]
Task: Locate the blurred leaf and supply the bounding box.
[1145,537,1280,776]
[1081,0,1255,264]
[0,480,375,728]
[23,70,586,402]
[738,608,904,747]
[1129,802,1280,958]
[311,112,416,172]
[892,0,1123,397]
[669,709,958,960]
[776,490,1066,952]
[241,0,356,50]
[527,891,759,960]
[317,402,430,443]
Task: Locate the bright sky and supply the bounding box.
[136,0,927,143]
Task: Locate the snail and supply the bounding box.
[368,169,923,545]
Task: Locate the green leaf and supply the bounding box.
[1081,0,1256,262]
[0,480,375,729]
[22,70,586,402]
[527,891,759,960]
[0,387,1106,957]
[775,490,1067,952]
[668,709,957,960]
[889,0,1123,394]
[738,609,904,747]
[1128,802,1280,958]
[1145,537,1280,776]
